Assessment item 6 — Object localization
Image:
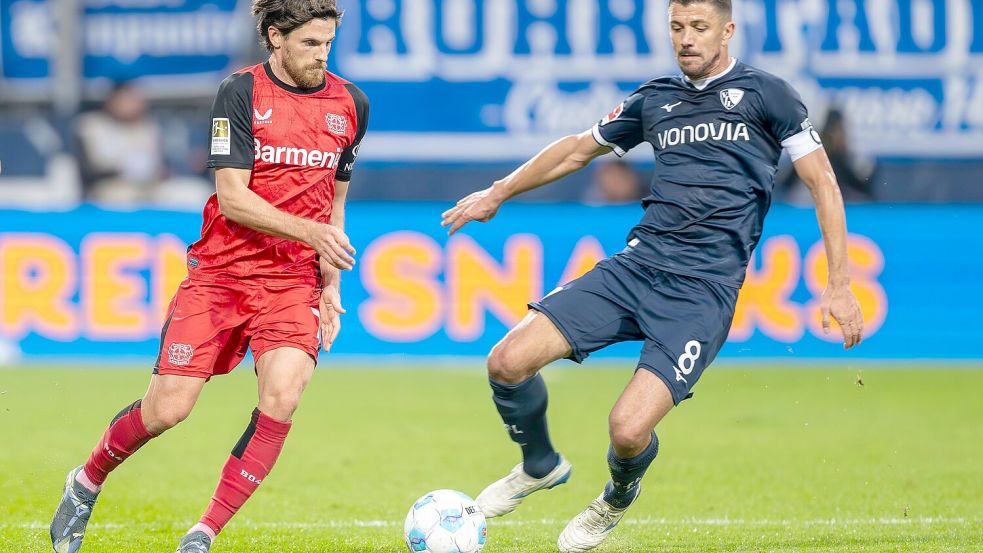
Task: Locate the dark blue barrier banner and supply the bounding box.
[336,0,983,161]
[1,0,245,81]
[1,204,980,361]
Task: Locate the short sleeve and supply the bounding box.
[761,77,822,162]
[761,78,811,143]
[207,72,254,169]
[591,92,646,157]
[336,83,369,182]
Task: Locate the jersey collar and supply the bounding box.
[683,57,737,91]
[263,62,326,95]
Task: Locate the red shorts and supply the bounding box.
[153,278,321,378]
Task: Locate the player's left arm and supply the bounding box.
[318,179,349,352]
[793,148,864,349]
[765,78,863,349]
[318,84,368,352]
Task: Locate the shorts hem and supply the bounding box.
[153,366,214,379]
[528,302,587,363]
[252,342,320,366]
[636,362,687,405]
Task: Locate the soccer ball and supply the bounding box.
[404,489,487,553]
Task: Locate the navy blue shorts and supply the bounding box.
[529,254,739,404]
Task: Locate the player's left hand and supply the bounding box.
[319,284,344,352]
[821,285,864,349]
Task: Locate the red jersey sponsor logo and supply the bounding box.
[167,343,194,366]
[253,138,342,169]
[253,108,273,124]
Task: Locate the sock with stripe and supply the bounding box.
[199,408,291,536]
[603,431,659,509]
[80,400,156,491]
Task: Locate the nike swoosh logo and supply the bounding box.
[661,101,682,112]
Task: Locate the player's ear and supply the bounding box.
[721,20,735,44]
[269,26,283,50]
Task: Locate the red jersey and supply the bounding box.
[193,62,369,285]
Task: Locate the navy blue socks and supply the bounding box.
[603,431,659,508]
[490,374,560,479]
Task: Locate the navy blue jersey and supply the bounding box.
[593,60,821,287]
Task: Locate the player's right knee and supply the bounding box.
[486,343,530,385]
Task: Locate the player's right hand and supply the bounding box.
[441,187,502,235]
[308,223,356,270]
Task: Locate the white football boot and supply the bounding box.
[475,455,572,517]
[556,487,640,553]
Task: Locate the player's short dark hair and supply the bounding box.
[668,0,732,18]
[252,0,343,52]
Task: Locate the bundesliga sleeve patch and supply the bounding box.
[211,118,231,155]
[599,102,624,126]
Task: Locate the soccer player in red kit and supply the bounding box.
[49,1,368,551]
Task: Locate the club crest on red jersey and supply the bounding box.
[167,343,194,366]
[600,102,624,125]
[325,113,348,135]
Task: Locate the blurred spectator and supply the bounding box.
[776,107,877,204]
[75,82,166,204]
[75,82,212,209]
[582,158,646,204]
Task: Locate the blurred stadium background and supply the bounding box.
[1,0,982,551]
[1,0,982,362]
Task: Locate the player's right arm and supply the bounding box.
[214,168,355,270]
[207,72,354,270]
[442,92,645,235]
[441,131,609,235]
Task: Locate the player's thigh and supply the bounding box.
[636,272,738,405]
[521,255,648,368]
[487,310,573,383]
[608,369,674,453]
[255,347,316,419]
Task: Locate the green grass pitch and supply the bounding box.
[1,362,981,552]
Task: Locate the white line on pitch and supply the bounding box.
[5,517,972,530]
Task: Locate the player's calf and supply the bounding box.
[195,408,292,538]
[82,399,158,488]
[604,432,658,509]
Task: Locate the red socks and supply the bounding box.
[200,408,292,536]
[82,400,155,486]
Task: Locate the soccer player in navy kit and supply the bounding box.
[442,1,864,551]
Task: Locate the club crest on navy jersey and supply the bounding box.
[719,88,745,110]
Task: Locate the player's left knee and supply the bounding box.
[259,388,303,420]
[608,418,653,457]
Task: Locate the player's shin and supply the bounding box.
[198,408,291,537]
[603,431,658,508]
[81,399,157,491]
[490,374,559,478]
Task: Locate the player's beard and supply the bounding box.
[283,48,325,89]
[678,49,721,81]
